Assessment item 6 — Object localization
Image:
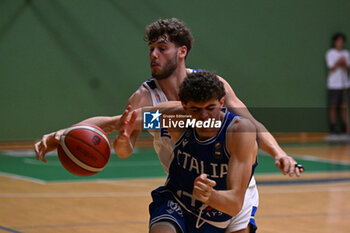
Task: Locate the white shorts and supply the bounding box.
[225,176,259,232]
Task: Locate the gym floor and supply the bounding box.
[0,141,350,233]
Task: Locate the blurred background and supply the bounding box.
[1,0,349,141]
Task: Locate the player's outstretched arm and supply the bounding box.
[193,118,257,217]
[218,76,304,177]
[34,84,151,162]
[34,115,122,162]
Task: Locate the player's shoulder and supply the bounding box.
[187,68,236,98]
[216,75,229,87]
[186,68,202,73]
[225,117,257,155]
[228,117,256,134]
[187,68,226,81]
[127,84,153,109]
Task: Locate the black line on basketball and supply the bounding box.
[64,134,109,168]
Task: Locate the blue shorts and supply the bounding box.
[149,186,226,233]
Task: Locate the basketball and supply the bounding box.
[57,123,111,176]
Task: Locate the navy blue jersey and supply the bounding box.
[165,110,257,224]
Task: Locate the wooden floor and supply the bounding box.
[1,139,350,233]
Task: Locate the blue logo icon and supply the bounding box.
[143,110,161,129]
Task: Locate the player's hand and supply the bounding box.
[337,57,346,66]
[114,105,137,158]
[193,174,217,203]
[34,129,65,163]
[116,105,137,142]
[274,154,304,177]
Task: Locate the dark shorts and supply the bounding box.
[328,89,348,106]
[149,186,227,233]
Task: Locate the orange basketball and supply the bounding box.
[57,123,111,176]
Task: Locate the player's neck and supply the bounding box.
[195,112,225,140]
[157,63,187,101]
[195,129,219,140]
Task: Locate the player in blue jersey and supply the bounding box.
[116,70,259,233]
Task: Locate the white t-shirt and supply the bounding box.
[325,48,350,90]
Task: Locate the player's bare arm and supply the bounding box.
[193,118,257,217]
[329,57,346,71]
[34,115,122,162]
[218,76,303,177]
[113,85,154,158]
[114,100,185,158]
[34,84,152,161]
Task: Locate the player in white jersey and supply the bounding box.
[119,18,302,177]
[142,68,202,173]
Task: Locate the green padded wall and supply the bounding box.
[1,0,349,140]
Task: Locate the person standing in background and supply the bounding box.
[326,32,350,138]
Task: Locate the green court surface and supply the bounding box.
[0,148,350,183]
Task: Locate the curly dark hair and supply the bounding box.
[332,32,346,47]
[179,70,226,104]
[145,18,193,56]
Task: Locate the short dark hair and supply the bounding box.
[179,70,226,104]
[145,18,193,55]
[332,32,346,47]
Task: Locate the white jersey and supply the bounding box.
[326,48,350,90]
[142,76,174,174]
[142,69,200,174]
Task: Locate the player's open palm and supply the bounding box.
[193,174,216,203]
[114,105,138,158]
[117,105,137,141]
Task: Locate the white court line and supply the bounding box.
[43,176,167,184]
[259,186,350,194]
[1,186,350,198]
[0,150,57,156]
[24,158,61,166]
[96,179,164,188]
[2,150,349,185]
[22,158,160,167]
[0,172,46,184]
[0,149,143,157]
[295,154,350,166]
[259,151,350,166]
[0,192,149,198]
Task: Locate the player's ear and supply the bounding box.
[178,45,187,59]
[219,97,224,107]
